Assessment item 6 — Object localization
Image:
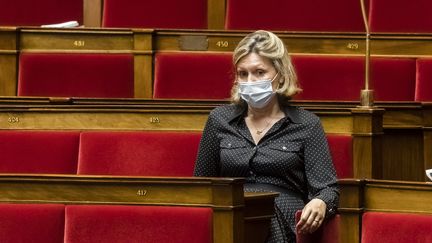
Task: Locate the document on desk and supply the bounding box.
[41,21,79,28]
[426,169,432,181]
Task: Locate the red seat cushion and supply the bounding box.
[327,135,353,178]
[225,0,365,32]
[102,0,207,29]
[18,53,134,98]
[0,131,80,174]
[0,204,65,243]
[362,212,432,243]
[154,52,233,99]
[78,131,202,176]
[0,0,82,26]
[65,205,212,243]
[415,59,432,102]
[296,210,341,243]
[369,0,432,33]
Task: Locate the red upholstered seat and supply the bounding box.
[369,0,432,33]
[327,135,353,179]
[0,131,79,174]
[153,52,233,99]
[415,59,432,102]
[78,131,202,176]
[225,0,365,32]
[0,0,82,26]
[102,0,207,28]
[361,212,432,243]
[65,205,212,243]
[0,204,65,243]
[18,53,134,98]
[372,58,416,101]
[292,56,416,101]
[293,56,364,101]
[296,211,341,243]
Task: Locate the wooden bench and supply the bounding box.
[0,174,277,243]
[338,179,432,243]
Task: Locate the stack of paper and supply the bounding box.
[41,21,79,28]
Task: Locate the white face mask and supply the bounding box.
[238,73,278,109]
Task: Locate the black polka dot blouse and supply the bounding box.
[194,102,339,243]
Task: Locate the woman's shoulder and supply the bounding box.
[209,104,243,119]
[284,105,321,125]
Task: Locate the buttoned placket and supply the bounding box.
[234,116,290,182]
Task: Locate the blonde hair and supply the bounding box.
[231,30,301,103]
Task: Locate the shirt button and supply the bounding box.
[282,146,287,150]
[253,146,257,150]
[249,171,254,175]
[227,143,232,147]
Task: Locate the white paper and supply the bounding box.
[41,21,79,28]
[426,169,432,181]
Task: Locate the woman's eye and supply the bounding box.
[238,72,247,78]
[257,70,265,76]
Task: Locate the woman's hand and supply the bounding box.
[296,198,327,234]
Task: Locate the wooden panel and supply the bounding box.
[364,180,432,214]
[19,29,139,52]
[207,0,225,29]
[132,32,153,98]
[83,0,102,27]
[338,179,363,210]
[316,113,353,134]
[372,35,432,57]
[0,109,211,131]
[0,28,18,96]
[0,27,17,50]
[340,213,361,243]
[154,30,366,55]
[0,54,16,96]
[382,129,424,181]
[379,103,424,129]
[352,108,384,179]
[0,99,359,133]
[243,192,278,243]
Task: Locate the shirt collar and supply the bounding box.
[227,100,302,124]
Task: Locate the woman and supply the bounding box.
[194,30,339,243]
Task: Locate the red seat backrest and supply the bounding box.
[225,0,365,32]
[0,204,65,243]
[18,53,134,98]
[372,58,416,101]
[415,59,432,102]
[293,56,416,101]
[102,0,207,29]
[77,131,202,176]
[153,52,233,99]
[0,131,80,174]
[293,56,364,101]
[362,212,432,243]
[326,135,353,179]
[65,205,212,243]
[0,0,82,26]
[369,0,432,33]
